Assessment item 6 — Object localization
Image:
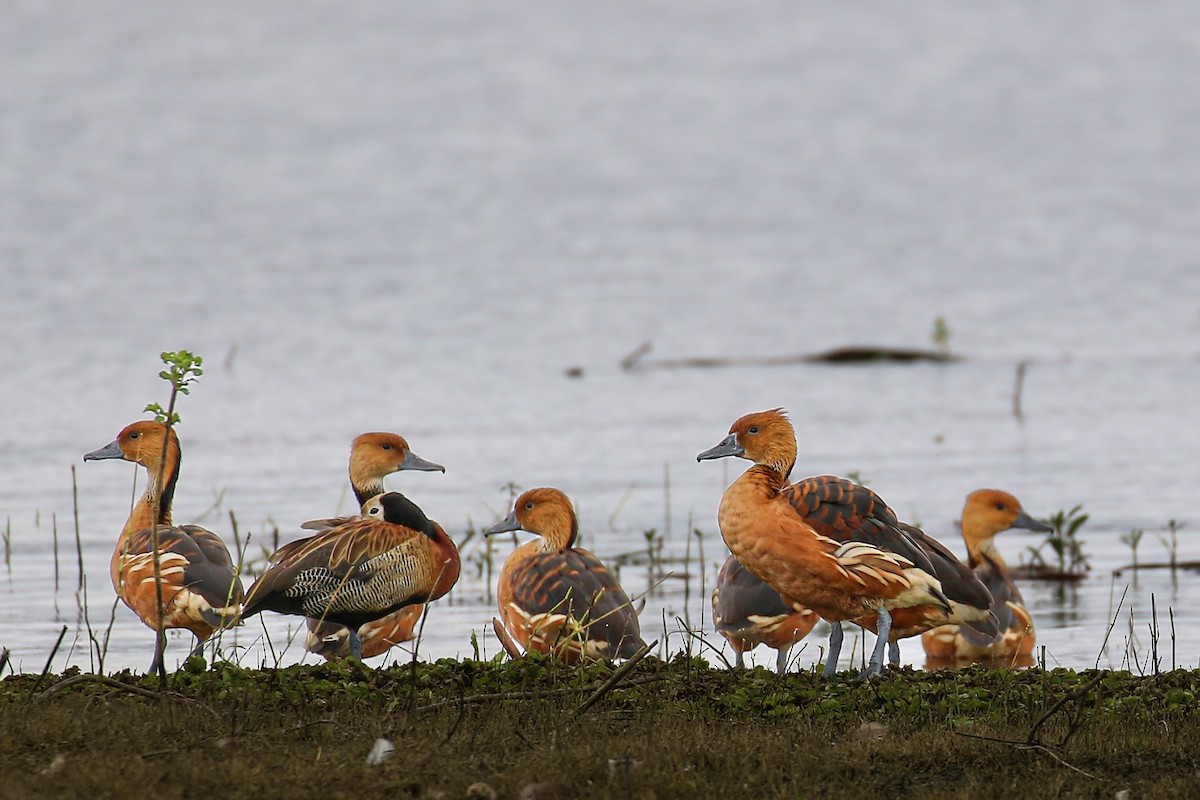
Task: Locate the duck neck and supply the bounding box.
[536,513,579,553]
[122,446,180,540]
[719,465,786,520]
[351,472,388,506]
[970,536,1007,572]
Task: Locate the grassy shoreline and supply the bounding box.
[4,657,1200,798]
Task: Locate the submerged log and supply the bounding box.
[620,342,959,370]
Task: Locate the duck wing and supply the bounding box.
[505,548,645,658]
[781,476,938,576]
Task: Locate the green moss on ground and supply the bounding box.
[3,657,1199,799]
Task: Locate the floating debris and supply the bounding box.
[620,341,959,371]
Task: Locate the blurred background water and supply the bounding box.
[1,1,1198,675]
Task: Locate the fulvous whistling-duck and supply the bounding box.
[781,475,998,666]
[299,433,445,661]
[712,554,818,671]
[922,489,1051,665]
[697,409,992,678]
[241,491,460,660]
[84,421,245,673]
[484,488,646,663]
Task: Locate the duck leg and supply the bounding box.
[776,644,791,674]
[888,640,901,667]
[857,607,892,680]
[733,649,745,670]
[822,622,844,678]
[148,635,166,676]
[348,627,363,661]
[188,635,208,662]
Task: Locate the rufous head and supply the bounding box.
[962,489,1052,544]
[349,432,445,482]
[696,409,796,476]
[83,420,178,468]
[483,487,578,550]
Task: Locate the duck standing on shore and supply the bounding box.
[84,421,245,673]
[300,432,446,661]
[241,491,460,660]
[485,487,646,663]
[712,553,818,671]
[698,409,994,677]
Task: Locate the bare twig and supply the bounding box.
[1095,584,1128,670]
[953,730,1097,779]
[574,638,658,717]
[1013,360,1028,420]
[1026,672,1105,746]
[29,625,69,696]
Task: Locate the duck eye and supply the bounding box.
[369,506,380,515]
[525,501,534,510]
[129,432,140,439]
[381,443,393,450]
[748,426,760,434]
[995,502,1006,511]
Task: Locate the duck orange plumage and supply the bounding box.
[778,475,998,666]
[241,491,460,660]
[84,421,245,673]
[698,409,979,678]
[712,554,818,671]
[300,433,445,661]
[922,489,1051,665]
[484,488,646,663]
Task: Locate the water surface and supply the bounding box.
[1,1,1198,674]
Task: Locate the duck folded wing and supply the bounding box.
[243,520,437,621]
[896,523,993,611]
[781,476,938,576]
[957,560,1021,647]
[119,525,245,628]
[715,557,798,628]
[507,549,645,658]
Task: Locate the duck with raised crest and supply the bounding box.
[484,488,646,663]
[922,489,1051,665]
[84,420,245,673]
[698,409,994,678]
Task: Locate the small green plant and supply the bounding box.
[1158,519,1184,571]
[643,528,664,593]
[145,350,203,425]
[931,316,951,356]
[1120,528,1144,570]
[1023,504,1090,577]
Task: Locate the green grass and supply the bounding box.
[4,657,1200,798]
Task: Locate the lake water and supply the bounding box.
[1,1,1198,676]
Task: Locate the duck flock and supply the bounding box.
[82,408,1050,677]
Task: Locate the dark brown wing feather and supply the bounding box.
[508,548,645,658]
[125,525,245,626]
[898,522,995,618]
[241,518,431,628]
[713,555,796,633]
[959,557,1021,647]
[780,476,939,577]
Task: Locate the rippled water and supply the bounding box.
[2,1,1198,675]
